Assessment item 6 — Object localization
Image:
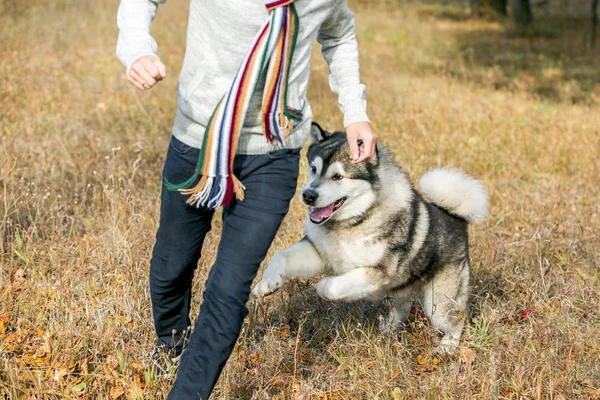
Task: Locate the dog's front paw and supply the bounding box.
[316,277,342,301]
[252,253,287,297]
[252,274,283,297]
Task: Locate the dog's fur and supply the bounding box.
[253,123,489,353]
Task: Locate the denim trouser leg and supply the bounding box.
[150,137,215,353]
[151,136,300,399]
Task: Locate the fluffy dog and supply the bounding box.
[253,123,489,353]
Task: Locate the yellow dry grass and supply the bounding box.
[1,0,599,399]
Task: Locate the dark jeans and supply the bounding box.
[150,136,300,399]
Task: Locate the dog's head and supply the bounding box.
[303,122,381,225]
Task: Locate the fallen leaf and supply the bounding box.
[584,388,600,399]
[109,386,125,399]
[70,381,86,394]
[129,362,144,372]
[127,386,144,400]
[268,375,286,388]
[41,333,52,357]
[133,374,144,390]
[54,368,68,382]
[280,327,290,338]
[414,353,439,374]
[284,363,296,373]
[300,348,314,363]
[249,352,262,366]
[315,390,346,400]
[393,387,405,400]
[0,315,8,334]
[416,353,428,365]
[103,364,119,380]
[460,347,476,366]
[106,355,119,369]
[80,359,88,375]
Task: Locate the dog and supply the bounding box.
[252,122,489,353]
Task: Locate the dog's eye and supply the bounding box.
[310,165,316,174]
[332,174,343,181]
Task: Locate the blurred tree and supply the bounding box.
[592,0,599,48]
[488,0,508,15]
[470,0,507,16]
[513,0,533,29]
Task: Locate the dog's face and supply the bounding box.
[303,123,380,225]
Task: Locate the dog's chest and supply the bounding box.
[306,223,387,274]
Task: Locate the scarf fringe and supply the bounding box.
[233,175,246,201]
[167,174,246,209]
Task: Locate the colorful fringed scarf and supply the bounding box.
[165,0,302,209]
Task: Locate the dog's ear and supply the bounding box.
[310,121,329,143]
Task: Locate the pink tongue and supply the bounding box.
[310,203,335,221]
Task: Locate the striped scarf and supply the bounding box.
[165,0,301,209]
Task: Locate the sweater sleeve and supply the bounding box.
[116,0,166,75]
[317,1,370,127]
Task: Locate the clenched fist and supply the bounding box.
[128,55,167,90]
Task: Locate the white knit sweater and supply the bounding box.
[117,0,370,154]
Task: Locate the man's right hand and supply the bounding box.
[128,56,167,91]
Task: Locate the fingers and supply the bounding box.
[347,130,360,162]
[152,58,167,79]
[140,58,161,83]
[355,134,375,163]
[128,65,154,90]
[135,65,157,88]
[346,122,377,163]
[127,56,167,91]
[128,69,147,91]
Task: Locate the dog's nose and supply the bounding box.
[302,189,319,205]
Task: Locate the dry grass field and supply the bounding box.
[1,0,600,398]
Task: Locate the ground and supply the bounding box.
[1,0,599,399]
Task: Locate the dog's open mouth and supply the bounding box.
[309,197,346,224]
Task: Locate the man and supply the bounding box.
[116,0,376,398]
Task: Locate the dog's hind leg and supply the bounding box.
[252,237,325,297]
[419,261,470,354]
[382,284,421,332]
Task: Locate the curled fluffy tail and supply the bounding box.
[419,168,489,224]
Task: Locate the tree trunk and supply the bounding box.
[513,0,533,30]
[470,0,481,16]
[485,0,507,15]
[592,0,599,48]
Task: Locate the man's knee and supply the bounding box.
[150,252,197,288]
[204,272,251,305]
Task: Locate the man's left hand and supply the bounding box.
[346,121,377,163]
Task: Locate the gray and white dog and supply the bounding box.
[253,123,489,353]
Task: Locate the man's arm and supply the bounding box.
[116,0,167,90]
[318,2,376,162]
